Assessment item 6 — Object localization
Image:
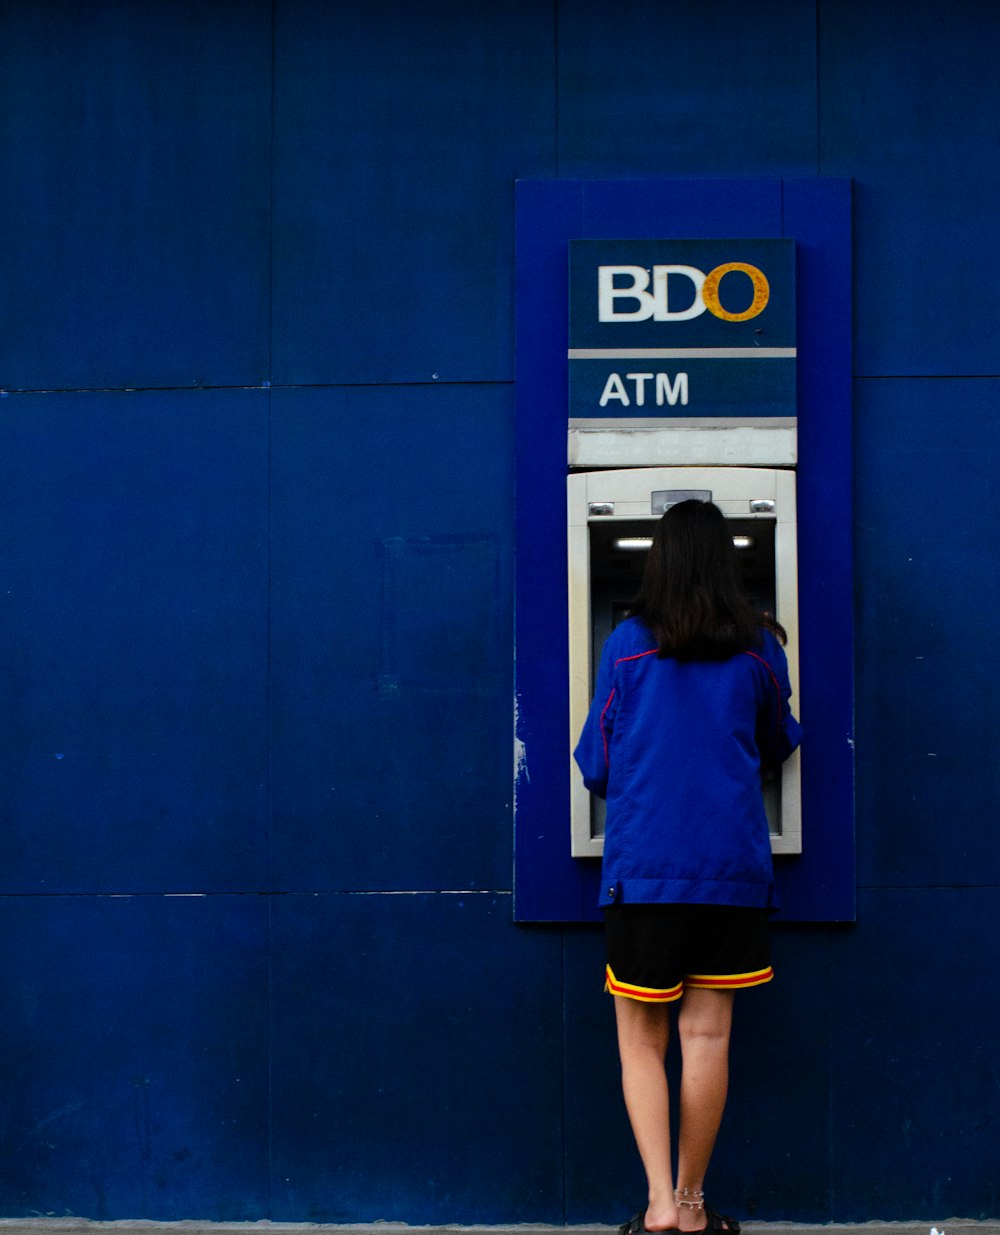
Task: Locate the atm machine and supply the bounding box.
[567,465,801,857]
[513,178,855,925]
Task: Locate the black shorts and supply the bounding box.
[605,903,773,1003]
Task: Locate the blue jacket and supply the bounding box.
[574,617,802,909]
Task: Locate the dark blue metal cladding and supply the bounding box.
[556,0,818,178]
[268,892,564,1223]
[1,0,997,1224]
[827,888,1000,1221]
[574,179,784,240]
[0,0,272,391]
[773,178,855,920]
[0,389,270,894]
[820,0,1000,377]
[269,384,514,893]
[513,181,584,921]
[854,377,1000,889]
[515,179,854,923]
[270,0,555,386]
[0,894,269,1219]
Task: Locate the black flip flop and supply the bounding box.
[618,1206,740,1235]
[619,1212,650,1235]
[699,1208,741,1233]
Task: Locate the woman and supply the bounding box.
[574,500,802,1235]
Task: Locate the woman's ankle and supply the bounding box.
[673,1186,705,1231]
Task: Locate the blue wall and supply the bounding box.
[0,0,997,1223]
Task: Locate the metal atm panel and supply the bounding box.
[568,466,801,858]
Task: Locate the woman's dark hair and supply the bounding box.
[630,499,786,661]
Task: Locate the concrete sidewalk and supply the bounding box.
[1,1222,998,1235]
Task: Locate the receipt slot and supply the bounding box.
[568,466,801,857]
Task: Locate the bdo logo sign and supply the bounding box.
[598,262,771,323]
[567,238,796,421]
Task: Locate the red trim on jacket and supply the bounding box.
[600,649,657,766]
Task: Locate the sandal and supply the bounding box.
[618,1202,740,1235]
[675,1188,741,1234]
[699,1209,741,1233]
[619,1214,650,1235]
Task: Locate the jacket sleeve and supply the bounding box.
[754,634,803,769]
[573,639,619,799]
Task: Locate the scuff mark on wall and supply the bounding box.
[513,689,529,808]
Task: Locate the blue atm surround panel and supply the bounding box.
[513,178,854,923]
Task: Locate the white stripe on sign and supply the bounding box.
[567,347,797,359]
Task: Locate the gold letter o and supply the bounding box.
[702,262,770,321]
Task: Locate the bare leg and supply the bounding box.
[675,987,735,1231]
[613,995,680,1231]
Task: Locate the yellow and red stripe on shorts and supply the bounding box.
[686,966,774,990]
[605,964,684,1003]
